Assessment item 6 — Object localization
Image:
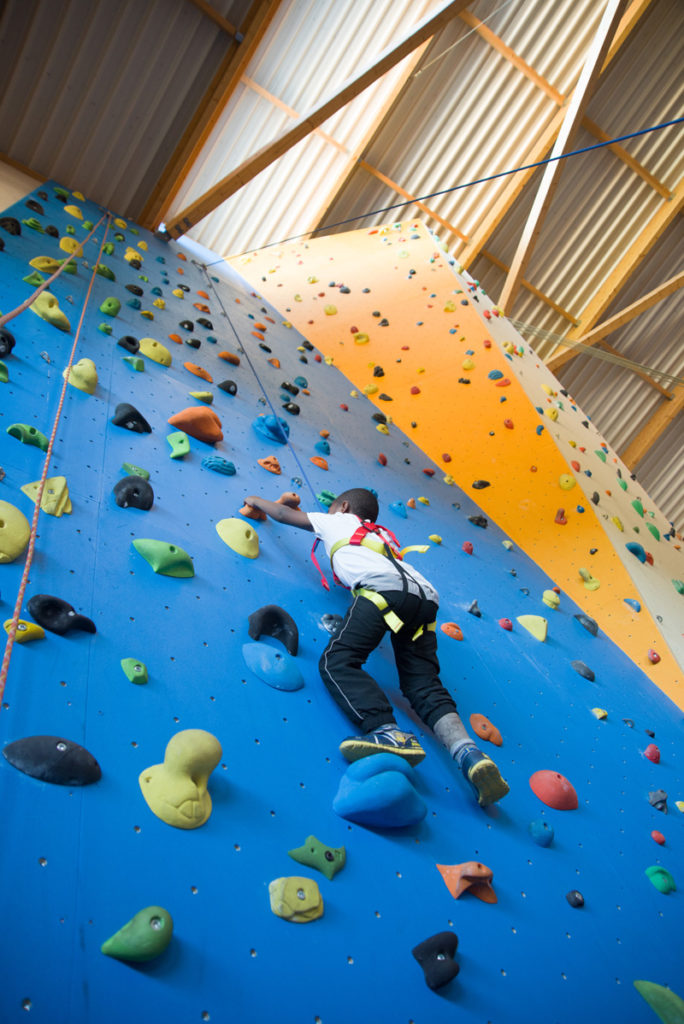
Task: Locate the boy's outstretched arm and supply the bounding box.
[245,495,313,530]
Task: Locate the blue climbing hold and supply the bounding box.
[528,820,554,847]
[536,425,544,435]
[626,542,647,563]
[389,501,408,519]
[487,369,503,380]
[252,414,290,445]
[202,455,236,476]
[315,439,330,455]
[624,598,641,612]
[333,753,426,828]
[242,642,304,691]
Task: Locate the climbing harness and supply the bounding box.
[311,519,434,640]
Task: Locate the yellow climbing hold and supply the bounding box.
[611,516,624,532]
[124,248,143,264]
[4,619,45,643]
[350,390,359,398]
[443,475,454,486]
[140,310,154,320]
[282,320,292,329]
[376,423,389,435]
[324,305,337,316]
[675,801,684,813]
[30,292,71,331]
[72,191,85,201]
[502,540,513,550]
[428,534,442,544]
[417,496,430,506]
[59,237,82,256]
[0,501,31,562]
[503,341,515,354]
[364,384,378,395]
[591,708,608,720]
[63,358,97,394]
[462,358,475,371]
[137,240,148,251]
[545,407,559,421]
[113,217,128,229]
[443,300,456,312]
[324,356,334,366]
[517,615,548,641]
[152,298,165,309]
[64,204,83,219]
[30,256,62,272]
[559,474,576,490]
[139,729,222,830]
[139,337,171,366]
[542,384,555,396]
[21,476,72,517]
[579,568,600,591]
[172,288,184,298]
[306,275,318,284]
[216,518,259,559]
[542,590,560,609]
[354,333,369,344]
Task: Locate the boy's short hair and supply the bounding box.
[337,488,379,522]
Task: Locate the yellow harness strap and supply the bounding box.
[352,587,436,640]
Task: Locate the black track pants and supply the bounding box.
[319,590,458,734]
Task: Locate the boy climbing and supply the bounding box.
[243,487,509,807]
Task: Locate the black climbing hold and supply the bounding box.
[280,382,299,396]
[179,320,194,331]
[0,217,21,235]
[468,515,488,528]
[218,380,237,395]
[37,190,48,200]
[378,394,393,401]
[623,718,634,728]
[27,594,96,636]
[125,284,144,296]
[373,366,385,377]
[412,932,460,990]
[0,328,16,357]
[0,235,4,251]
[45,224,59,238]
[649,789,668,813]
[591,492,600,505]
[117,336,140,353]
[25,199,44,215]
[339,285,350,294]
[571,660,595,681]
[113,476,154,510]
[565,890,585,908]
[467,600,482,617]
[645,728,655,738]
[378,318,389,327]
[259,343,272,352]
[589,548,598,555]
[321,613,343,636]
[301,340,314,351]
[128,258,142,269]
[177,283,190,292]
[185,338,201,349]
[458,377,470,384]
[248,605,298,656]
[472,480,490,489]
[282,402,300,415]
[3,735,101,786]
[111,402,151,433]
[196,318,213,329]
[299,355,308,363]
[372,412,387,424]
[574,613,598,636]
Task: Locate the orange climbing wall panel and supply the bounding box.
[232,221,683,705]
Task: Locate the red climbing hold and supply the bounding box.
[571,460,580,472]
[483,310,491,320]
[645,552,654,565]
[651,830,665,845]
[529,770,578,810]
[483,339,492,349]
[648,649,661,664]
[495,378,510,387]
[462,542,473,555]
[498,618,512,631]
[422,469,435,477]
[378,453,387,466]
[442,453,452,463]
[504,419,514,429]
[340,403,348,411]
[410,386,421,395]
[644,744,660,763]
[555,509,567,525]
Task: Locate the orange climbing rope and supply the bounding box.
[0,213,112,708]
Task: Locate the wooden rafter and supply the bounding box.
[359,161,468,242]
[621,386,684,468]
[185,0,238,37]
[139,0,282,230]
[241,76,346,153]
[456,0,653,270]
[498,0,628,315]
[479,249,578,323]
[166,0,470,237]
[560,271,684,348]
[547,178,684,374]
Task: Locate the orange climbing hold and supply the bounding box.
[197,290,209,299]
[378,454,387,466]
[252,331,265,340]
[240,502,267,521]
[177,252,187,261]
[258,456,281,475]
[268,358,281,368]
[168,333,183,344]
[440,623,463,641]
[184,362,213,383]
[193,303,210,313]
[310,456,329,471]
[167,407,223,444]
[469,713,503,746]
[407,498,416,509]
[254,322,267,331]
[219,351,240,365]
[436,862,497,903]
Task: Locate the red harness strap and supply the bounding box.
[310,518,403,591]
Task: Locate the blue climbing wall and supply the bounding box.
[0,185,682,1024]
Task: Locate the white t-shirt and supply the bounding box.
[307,511,439,602]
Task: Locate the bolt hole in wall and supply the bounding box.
[0,186,682,1024]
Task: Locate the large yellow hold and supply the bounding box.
[0,501,31,562]
[139,337,171,366]
[21,476,72,517]
[139,729,222,830]
[216,518,259,558]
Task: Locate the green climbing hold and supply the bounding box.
[30,291,71,331]
[95,264,116,281]
[189,390,213,404]
[167,431,190,459]
[516,615,548,641]
[673,580,684,595]
[102,242,115,255]
[99,296,121,317]
[317,490,337,508]
[0,361,8,383]
[98,323,113,335]
[634,980,684,1024]
[6,423,49,450]
[23,270,45,286]
[595,450,607,462]
[22,217,44,232]
[123,356,145,372]
[631,499,645,517]
[216,518,259,559]
[53,186,69,199]
[82,220,93,231]
[646,523,660,541]
[132,539,195,577]
[121,657,149,685]
[645,865,676,894]
[618,478,627,491]
[101,905,173,963]
[288,835,346,880]
[122,462,150,480]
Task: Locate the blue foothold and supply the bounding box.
[488,369,503,380]
[315,439,330,455]
[333,754,426,828]
[536,425,544,435]
[626,542,646,563]
[528,820,554,847]
[389,501,407,518]
[252,414,290,445]
[202,455,236,475]
[624,598,641,612]
[242,642,304,691]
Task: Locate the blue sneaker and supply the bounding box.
[457,746,509,806]
[340,726,426,765]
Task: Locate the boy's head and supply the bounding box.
[329,488,378,522]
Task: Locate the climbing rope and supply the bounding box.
[201,264,324,509]
[0,214,113,708]
[204,116,684,265]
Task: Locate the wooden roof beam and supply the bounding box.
[166,0,471,237]
[185,0,238,37]
[139,0,282,230]
[547,179,684,373]
[456,0,653,270]
[498,0,628,316]
[479,249,578,323]
[358,161,468,242]
[621,386,684,468]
